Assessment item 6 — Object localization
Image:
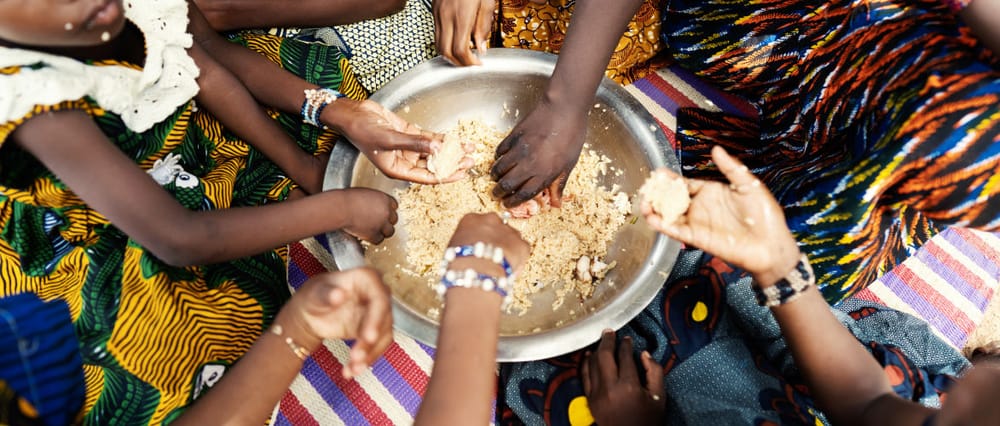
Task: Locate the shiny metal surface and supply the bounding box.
[323,49,681,361]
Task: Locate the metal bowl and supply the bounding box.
[323,49,680,361]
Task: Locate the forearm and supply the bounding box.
[188,41,323,193]
[544,0,646,112]
[187,2,333,119]
[173,309,322,425]
[415,259,503,425]
[169,190,356,266]
[769,287,893,423]
[960,0,1000,56]
[194,0,405,31]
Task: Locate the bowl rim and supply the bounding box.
[322,49,681,361]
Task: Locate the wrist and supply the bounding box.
[319,96,358,134]
[273,305,324,353]
[752,238,802,287]
[448,256,505,278]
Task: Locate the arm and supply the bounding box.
[194,0,405,32]
[489,0,646,207]
[12,111,397,267]
[174,267,394,425]
[646,146,933,425]
[414,213,530,425]
[960,0,1000,56]
[187,41,326,194]
[186,3,465,185]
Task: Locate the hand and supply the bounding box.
[339,188,398,244]
[490,100,587,208]
[581,331,666,425]
[279,267,393,379]
[433,0,496,66]
[446,213,530,274]
[641,146,800,286]
[325,99,470,184]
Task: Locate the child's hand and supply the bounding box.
[581,331,666,425]
[433,0,495,66]
[641,146,801,286]
[340,188,398,244]
[446,213,530,274]
[327,100,472,184]
[280,267,393,379]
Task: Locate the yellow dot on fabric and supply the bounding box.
[17,398,38,418]
[692,301,708,322]
[568,396,596,426]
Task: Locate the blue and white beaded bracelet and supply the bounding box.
[301,88,345,129]
[439,242,514,278]
[436,268,511,304]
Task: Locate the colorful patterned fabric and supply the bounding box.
[497,250,969,425]
[0,293,85,426]
[660,0,1000,304]
[274,62,998,426]
[498,0,668,84]
[0,31,363,424]
[262,0,437,93]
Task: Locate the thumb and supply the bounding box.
[641,351,664,399]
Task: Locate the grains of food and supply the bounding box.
[639,170,690,226]
[392,119,631,315]
[427,133,466,181]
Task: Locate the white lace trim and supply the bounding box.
[0,0,199,133]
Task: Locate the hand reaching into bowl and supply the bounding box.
[415,213,529,425]
[641,146,800,286]
[324,99,473,184]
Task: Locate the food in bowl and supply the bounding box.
[427,133,468,181]
[390,119,631,315]
[639,170,690,225]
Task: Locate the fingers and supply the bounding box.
[547,177,566,208]
[386,131,436,155]
[617,336,639,384]
[641,351,664,400]
[473,0,493,54]
[596,329,617,384]
[500,176,547,208]
[345,268,393,378]
[581,351,593,395]
[711,145,758,190]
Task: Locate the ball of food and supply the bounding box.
[639,170,690,225]
[427,133,466,181]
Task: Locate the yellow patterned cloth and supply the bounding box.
[0,31,363,426]
[498,0,666,84]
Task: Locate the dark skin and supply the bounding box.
[414,213,530,425]
[475,0,998,208]
[488,0,646,208]
[173,267,394,425]
[585,146,1000,425]
[193,0,405,32]
[2,0,470,266]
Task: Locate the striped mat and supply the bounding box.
[274,65,1000,425]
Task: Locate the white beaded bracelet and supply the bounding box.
[436,268,511,307]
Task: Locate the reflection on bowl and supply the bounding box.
[322,49,680,361]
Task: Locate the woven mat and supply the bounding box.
[274,65,1000,425]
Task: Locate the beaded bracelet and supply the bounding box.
[440,242,514,278]
[301,88,345,129]
[269,324,311,360]
[752,253,815,307]
[436,268,512,307]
